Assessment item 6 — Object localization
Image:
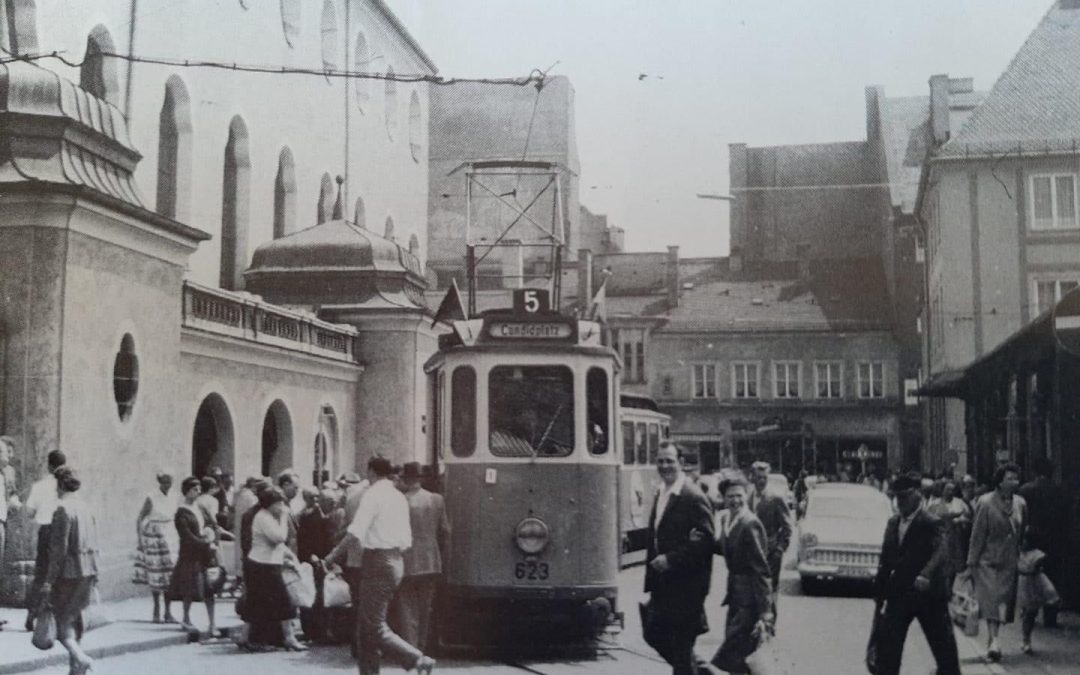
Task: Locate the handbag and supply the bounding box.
[283,561,316,609]
[865,601,884,674]
[949,570,980,637]
[322,570,352,608]
[32,606,57,651]
[745,625,793,675]
[205,565,228,594]
[81,585,112,632]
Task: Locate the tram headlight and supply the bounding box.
[514,517,550,554]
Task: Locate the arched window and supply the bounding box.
[408,91,422,163]
[113,334,139,421]
[384,215,395,240]
[280,0,300,46]
[384,65,398,139]
[318,173,334,224]
[353,196,367,229]
[4,0,39,54]
[220,116,251,291]
[353,31,370,111]
[80,25,120,107]
[408,233,420,256]
[273,147,297,238]
[320,0,339,74]
[156,75,193,222]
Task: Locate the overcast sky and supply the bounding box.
[394,1,1053,256]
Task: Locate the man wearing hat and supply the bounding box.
[391,462,450,652]
[872,472,959,675]
[748,461,791,619]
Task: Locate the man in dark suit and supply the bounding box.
[748,461,791,617]
[873,472,960,675]
[644,442,715,675]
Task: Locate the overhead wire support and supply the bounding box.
[0,50,549,88]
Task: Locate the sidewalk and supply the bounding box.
[0,596,242,674]
[954,610,1080,675]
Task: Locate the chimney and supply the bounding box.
[666,245,680,308]
[865,86,883,142]
[929,74,951,145]
[948,77,974,95]
[577,248,593,312]
[729,246,743,273]
[728,143,748,253]
[796,243,811,281]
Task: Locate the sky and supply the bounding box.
[392,0,1053,256]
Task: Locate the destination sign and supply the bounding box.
[487,321,573,339]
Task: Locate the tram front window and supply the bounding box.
[489,366,575,457]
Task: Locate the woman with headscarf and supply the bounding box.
[167,476,218,635]
[40,467,99,675]
[967,463,1026,662]
[134,470,179,623]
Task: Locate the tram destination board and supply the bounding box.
[486,318,576,341]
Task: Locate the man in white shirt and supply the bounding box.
[337,457,435,675]
[23,449,66,631]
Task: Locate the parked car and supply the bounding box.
[767,473,796,512]
[797,483,892,594]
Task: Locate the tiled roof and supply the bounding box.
[939,2,1080,157]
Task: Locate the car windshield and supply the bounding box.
[808,494,891,520]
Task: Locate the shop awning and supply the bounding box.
[916,369,968,398]
[671,432,726,442]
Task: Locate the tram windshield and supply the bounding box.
[489,366,575,457]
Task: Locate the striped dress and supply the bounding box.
[133,490,179,591]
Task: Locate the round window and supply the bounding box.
[113,334,139,421]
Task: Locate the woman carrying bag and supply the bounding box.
[167,476,218,636]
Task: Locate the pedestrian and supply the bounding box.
[298,487,334,643]
[277,469,302,552]
[1017,457,1069,628]
[872,472,960,675]
[0,437,21,598]
[40,466,99,675]
[197,476,232,544]
[232,476,262,573]
[335,456,435,675]
[236,477,276,651]
[643,442,714,675]
[793,470,808,519]
[244,486,306,651]
[390,462,450,653]
[1016,537,1060,655]
[211,468,235,530]
[747,461,791,619]
[708,473,772,675]
[22,449,66,632]
[167,476,218,636]
[927,479,970,586]
[325,469,369,611]
[133,470,178,623]
[956,475,977,562]
[966,462,1026,662]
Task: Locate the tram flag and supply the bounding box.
[431,278,467,328]
[589,269,611,322]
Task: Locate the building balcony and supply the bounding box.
[182,281,358,363]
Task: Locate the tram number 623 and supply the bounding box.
[514,560,550,581]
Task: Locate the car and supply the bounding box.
[766,473,796,511]
[797,483,892,594]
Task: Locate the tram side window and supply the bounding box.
[451,366,476,457]
[489,365,575,457]
[648,423,660,464]
[635,422,647,464]
[621,421,635,465]
[586,368,609,455]
[662,424,670,440]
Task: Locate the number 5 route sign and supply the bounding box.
[513,289,551,314]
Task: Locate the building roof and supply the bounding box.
[745,141,877,188]
[938,1,1080,158]
[370,0,438,74]
[879,95,931,215]
[248,219,422,277]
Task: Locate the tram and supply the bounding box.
[617,394,671,566]
[426,290,623,644]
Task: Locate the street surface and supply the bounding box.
[33,549,1008,675]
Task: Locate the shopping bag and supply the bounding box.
[322,571,351,608]
[283,561,316,608]
[81,585,113,632]
[949,570,980,637]
[865,601,884,674]
[205,565,228,594]
[745,629,794,675]
[1037,572,1061,607]
[32,607,56,650]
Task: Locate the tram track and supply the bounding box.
[495,635,667,675]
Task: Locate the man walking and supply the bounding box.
[391,462,450,652]
[336,457,435,675]
[1018,457,1069,627]
[873,472,960,675]
[643,442,714,675]
[0,437,21,599]
[748,461,791,617]
[23,449,65,631]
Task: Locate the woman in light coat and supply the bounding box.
[966,462,1026,662]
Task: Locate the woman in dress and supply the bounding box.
[967,463,1026,662]
[710,473,773,674]
[40,467,99,675]
[244,487,306,651]
[167,476,218,635]
[134,471,178,623]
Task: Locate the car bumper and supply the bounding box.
[798,562,877,581]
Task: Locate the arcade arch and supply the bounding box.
[191,393,235,478]
[261,399,294,478]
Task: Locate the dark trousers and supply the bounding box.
[876,594,960,675]
[26,525,51,616]
[357,550,422,675]
[766,550,783,617]
[711,603,760,675]
[643,599,703,675]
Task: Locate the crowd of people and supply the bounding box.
[643,444,1071,675]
